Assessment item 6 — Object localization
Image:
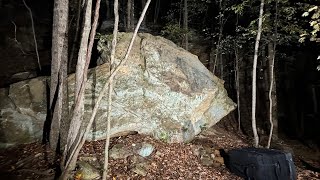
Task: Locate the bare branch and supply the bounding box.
[22,0,41,71]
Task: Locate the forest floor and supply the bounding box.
[0,120,319,180]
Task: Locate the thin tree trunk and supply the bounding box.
[102,1,119,179]
[49,0,69,151]
[153,0,160,24]
[69,0,82,72]
[234,15,241,131]
[22,0,41,71]
[141,0,146,28]
[65,0,92,155]
[179,0,183,28]
[234,42,241,131]
[267,0,278,149]
[106,0,111,19]
[267,41,277,148]
[213,0,223,75]
[252,0,264,148]
[183,0,188,50]
[63,0,152,178]
[60,0,92,178]
[131,0,135,29]
[127,0,132,31]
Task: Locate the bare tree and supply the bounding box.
[267,0,279,149]
[49,0,69,151]
[102,0,119,178]
[153,0,160,24]
[106,0,111,19]
[183,0,188,50]
[234,41,241,131]
[141,0,146,27]
[212,0,226,76]
[65,0,92,158]
[69,0,83,72]
[22,0,41,71]
[60,0,93,178]
[127,0,134,31]
[252,0,264,148]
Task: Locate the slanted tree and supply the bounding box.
[102,0,119,178]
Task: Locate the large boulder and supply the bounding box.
[0,33,236,148]
[0,77,47,148]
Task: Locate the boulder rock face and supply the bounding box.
[0,77,47,148]
[0,33,236,148]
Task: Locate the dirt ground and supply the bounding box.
[0,121,319,180]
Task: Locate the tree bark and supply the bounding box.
[141,0,146,28]
[234,42,241,131]
[49,0,69,151]
[252,0,264,148]
[102,0,119,178]
[65,0,92,155]
[60,0,92,178]
[213,0,223,76]
[106,0,111,19]
[127,0,132,31]
[267,0,279,149]
[153,0,160,24]
[69,0,82,72]
[267,40,278,148]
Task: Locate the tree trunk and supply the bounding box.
[102,1,119,178]
[267,40,278,148]
[68,0,82,72]
[66,0,92,155]
[63,1,152,178]
[183,0,188,50]
[131,0,135,29]
[127,0,132,31]
[252,0,264,148]
[234,42,241,131]
[213,0,223,76]
[153,0,160,24]
[50,0,69,151]
[141,0,146,28]
[267,0,279,148]
[106,0,111,19]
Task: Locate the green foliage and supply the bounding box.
[300,6,320,43]
[230,0,250,15]
[161,23,187,44]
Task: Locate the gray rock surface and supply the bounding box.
[0,77,47,148]
[0,33,236,148]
